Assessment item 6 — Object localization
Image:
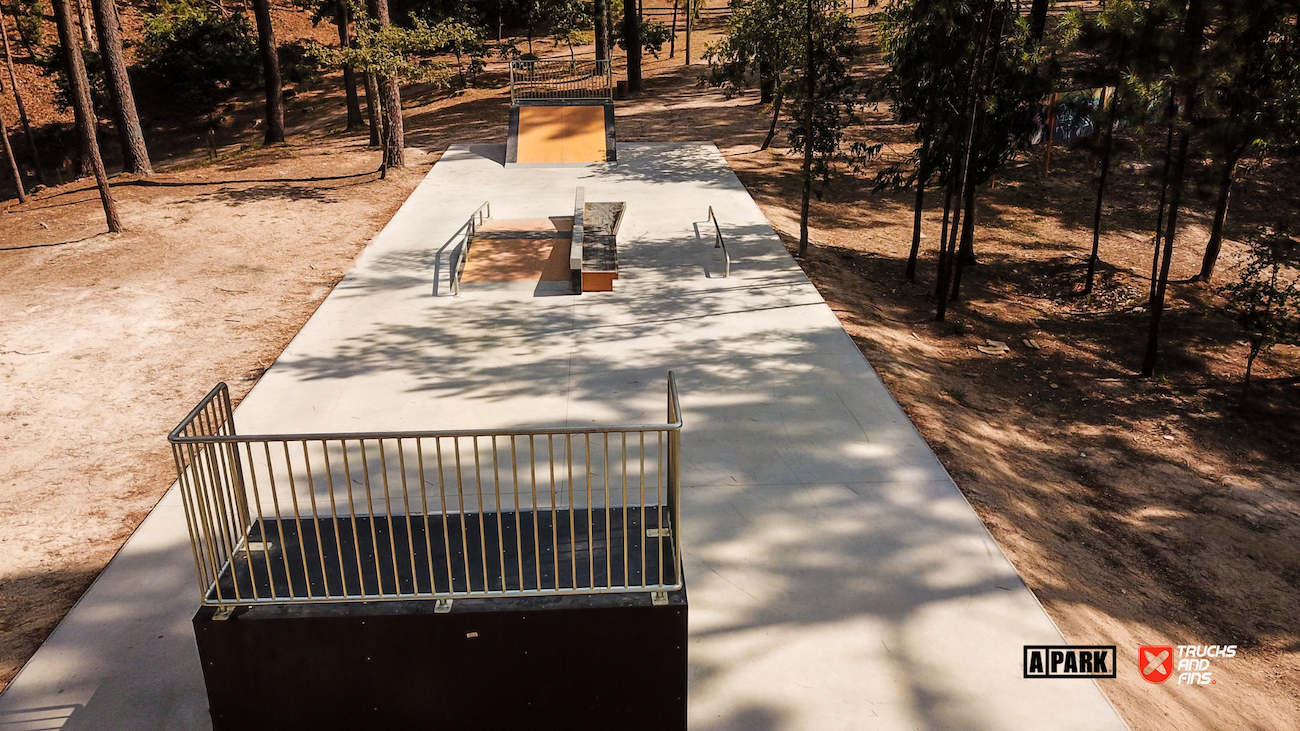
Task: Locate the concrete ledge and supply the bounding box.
[570,186,584,293]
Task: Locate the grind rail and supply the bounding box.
[169,374,682,608]
[706,206,731,278]
[510,59,613,105]
[449,200,491,296]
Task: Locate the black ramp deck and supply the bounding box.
[212,507,678,602]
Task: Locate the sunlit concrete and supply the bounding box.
[0,143,1128,731]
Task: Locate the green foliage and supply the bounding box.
[435,19,489,84]
[49,49,110,116]
[308,16,458,87]
[1222,226,1300,384]
[11,0,45,50]
[280,40,323,88]
[1200,2,1300,163]
[702,0,801,98]
[545,0,592,59]
[615,17,671,58]
[879,0,1048,191]
[135,4,261,112]
[786,2,866,187]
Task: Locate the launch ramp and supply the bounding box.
[507,60,616,165]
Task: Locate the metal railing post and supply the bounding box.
[666,372,682,584]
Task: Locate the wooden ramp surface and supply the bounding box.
[516,106,607,164]
[460,218,573,291]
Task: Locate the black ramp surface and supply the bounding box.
[212,508,678,602]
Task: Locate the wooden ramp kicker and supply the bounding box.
[507,104,616,166]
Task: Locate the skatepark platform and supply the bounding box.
[193,588,687,731]
[0,142,1129,731]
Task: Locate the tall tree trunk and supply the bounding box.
[57,0,96,179]
[1084,95,1117,295]
[1,108,27,202]
[1143,126,1190,376]
[668,0,677,58]
[936,0,995,322]
[1149,108,1175,304]
[363,71,381,146]
[1142,0,1207,377]
[625,0,642,91]
[906,95,940,282]
[950,183,976,301]
[906,133,931,282]
[250,0,284,144]
[335,0,362,129]
[797,0,815,258]
[53,0,118,230]
[760,84,783,150]
[1029,0,1049,44]
[759,59,775,103]
[685,0,692,64]
[369,0,403,168]
[935,168,956,298]
[74,0,96,51]
[0,5,44,184]
[1197,146,1241,282]
[595,0,608,61]
[90,0,152,175]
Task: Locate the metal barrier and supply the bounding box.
[706,206,731,278]
[169,374,683,608]
[510,60,613,105]
[449,201,491,296]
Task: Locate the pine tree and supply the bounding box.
[1143,0,1211,377]
[0,5,44,185]
[251,0,286,144]
[335,0,364,129]
[1,102,27,202]
[53,0,118,230]
[369,0,403,168]
[790,0,860,258]
[702,0,801,151]
[90,0,152,174]
[624,0,643,91]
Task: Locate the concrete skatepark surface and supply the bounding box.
[0,143,1128,730]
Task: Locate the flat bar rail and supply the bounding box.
[706,206,730,278]
[449,201,491,296]
[510,60,613,105]
[169,374,683,607]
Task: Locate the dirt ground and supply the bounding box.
[1,6,1298,730]
[0,141,437,688]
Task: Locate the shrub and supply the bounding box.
[279,40,321,89]
[135,4,261,112]
[1222,226,1300,386]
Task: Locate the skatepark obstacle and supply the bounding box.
[506,60,616,165]
[170,375,687,730]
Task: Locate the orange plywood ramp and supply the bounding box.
[516,106,608,164]
[459,219,573,294]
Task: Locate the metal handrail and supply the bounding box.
[168,373,683,608]
[510,59,613,105]
[450,201,491,296]
[707,206,731,278]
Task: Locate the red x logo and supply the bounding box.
[1140,645,1174,683]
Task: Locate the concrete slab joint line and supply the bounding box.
[0,142,1128,731]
